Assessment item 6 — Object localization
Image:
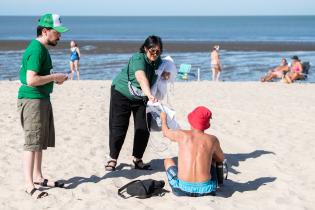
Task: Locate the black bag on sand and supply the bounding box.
[118,179,166,199]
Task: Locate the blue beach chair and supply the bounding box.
[177,64,195,80]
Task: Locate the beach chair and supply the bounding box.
[297,61,311,80]
[177,64,195,80]
[301,61,310,79]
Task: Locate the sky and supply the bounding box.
[0,0,314,16]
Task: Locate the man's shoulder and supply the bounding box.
[180,129,193,137]
[173,129,191,142]
[28,39,42,48]
[202,133,219,143]
[26,40,46,54]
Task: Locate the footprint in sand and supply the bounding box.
[64,137,71,141]
[80,186,90,194]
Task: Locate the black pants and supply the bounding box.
[109,86,150,159]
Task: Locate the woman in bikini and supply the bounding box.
[283,56,303,83]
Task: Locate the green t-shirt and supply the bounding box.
[18,39,54,99]
[112,52,161,100]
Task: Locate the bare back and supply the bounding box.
[177,130,220,182]
[211,50,220,65]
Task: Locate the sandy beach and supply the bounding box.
[1,80,315,210]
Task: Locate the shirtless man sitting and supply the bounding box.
[160,106,224,197]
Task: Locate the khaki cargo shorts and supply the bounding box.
[17,99,55,151]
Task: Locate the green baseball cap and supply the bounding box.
[38,13,69,33]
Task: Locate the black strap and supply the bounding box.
[37,191,48,199]
[224,160,228,180]
[126,59,132,82]
[42,179,48,187]
[30,188,37,196]
[118,180,141,199]
[54,181,65,188]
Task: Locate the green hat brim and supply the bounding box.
[53,26,69,33]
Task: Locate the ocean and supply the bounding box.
[0,16,314,81]
[1,16,315,42]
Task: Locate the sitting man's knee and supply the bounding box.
[164,158,174,169]
[164,158,172,164]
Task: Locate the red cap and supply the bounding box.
[187,106,212,131]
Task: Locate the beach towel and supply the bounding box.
[151,56,177,101]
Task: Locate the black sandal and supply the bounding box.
[25,188,48,199]
[34,179,64,188]
[105,160,117,171]
[133,159,152,170]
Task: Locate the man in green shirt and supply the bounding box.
[17,13,69,199]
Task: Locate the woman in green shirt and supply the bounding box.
[106,35,163,171]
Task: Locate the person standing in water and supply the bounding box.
[211,45,221,81]
[69,40,81,80]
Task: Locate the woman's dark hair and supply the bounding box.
[281,58,288,65]
[37,26,52,37]
[140,35,163,54]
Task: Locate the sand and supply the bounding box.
[1,80,315,210]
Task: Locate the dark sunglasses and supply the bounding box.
[148,47,161,55]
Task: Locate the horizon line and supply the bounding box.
[0,14,315,17]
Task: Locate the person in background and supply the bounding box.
[283,55,304,83]
[17,13,69,199]
[211,45,221,81]
[105,35,163,171]
[69,40,81,80]
[260,58,289,82]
